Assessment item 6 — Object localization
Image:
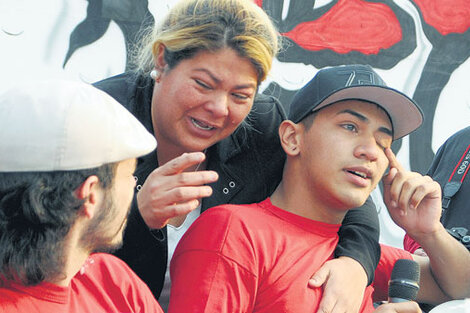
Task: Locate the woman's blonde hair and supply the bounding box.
[133,0,279,84]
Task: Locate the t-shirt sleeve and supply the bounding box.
[403,233,421,253]
[168,207,258,313]
[372,244,413,302]
[335,196,381,285]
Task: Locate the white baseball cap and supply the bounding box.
[0,80,157,172]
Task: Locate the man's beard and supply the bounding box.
[79,192,131,254]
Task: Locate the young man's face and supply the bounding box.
[81,158,137,253]
[107,158,138,246]
[299,99,392,212]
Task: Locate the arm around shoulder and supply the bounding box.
[336,196,381,284]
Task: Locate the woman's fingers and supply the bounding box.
[157,152,207,176]
[136,152,219,229]
[166,185,214,204]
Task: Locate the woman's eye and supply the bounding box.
[232,93,249,100]
[196,80,211,89]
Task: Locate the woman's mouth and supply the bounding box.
[191,118,216,131]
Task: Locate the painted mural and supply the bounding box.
[1,0,470,247]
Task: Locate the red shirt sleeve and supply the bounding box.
[168,206,258,313]
[403,233,421,253]
[372,244,413,302]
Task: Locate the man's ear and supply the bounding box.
[279,120,302,156]
[75,175,100,219]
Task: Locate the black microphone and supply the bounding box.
[388,259,420,303]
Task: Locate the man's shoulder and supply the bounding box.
[0,286,23,309]
[435,126,470,161]
[447,126,470,143]
[177,202,268,252]
[73,253,162,312]
[428,126,470,180]
[193,203,263,234]
[193,200,280,237]
[86,252,125,264]
[201,202,266,225]
[77,253,144,284]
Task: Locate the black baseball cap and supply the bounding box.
[288,64,423,140]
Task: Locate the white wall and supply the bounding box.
[2,0,469,248]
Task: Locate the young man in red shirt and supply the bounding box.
[169,65,470,313]
[0,80,164,312]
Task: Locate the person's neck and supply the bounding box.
[270,167,347,225]
[48,227,89,287]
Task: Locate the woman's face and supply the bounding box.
[151,48,258,155]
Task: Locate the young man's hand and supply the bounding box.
[381,148,442,239]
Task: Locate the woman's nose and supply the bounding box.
[204,93,229,117]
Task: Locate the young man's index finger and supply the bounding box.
[384,148,405,172]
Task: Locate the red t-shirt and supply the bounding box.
[169,198,412,313]
[403,233,421,253]
[0,253,163,313]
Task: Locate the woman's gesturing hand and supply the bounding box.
[137,152,219,229]
[309,256,367,313]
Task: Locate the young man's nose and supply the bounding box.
[354,137,380,161]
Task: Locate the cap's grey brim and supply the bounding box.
[313,85,423,140]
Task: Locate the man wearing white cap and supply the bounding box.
[0,80,164,312]
[169,65,470,312]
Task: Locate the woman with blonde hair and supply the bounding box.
[94,0,380,311]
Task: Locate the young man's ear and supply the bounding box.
[278,120,302,156]
[75,175,100,219]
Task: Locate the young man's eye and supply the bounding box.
[377,141,391,151]
[341,124,357,132]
